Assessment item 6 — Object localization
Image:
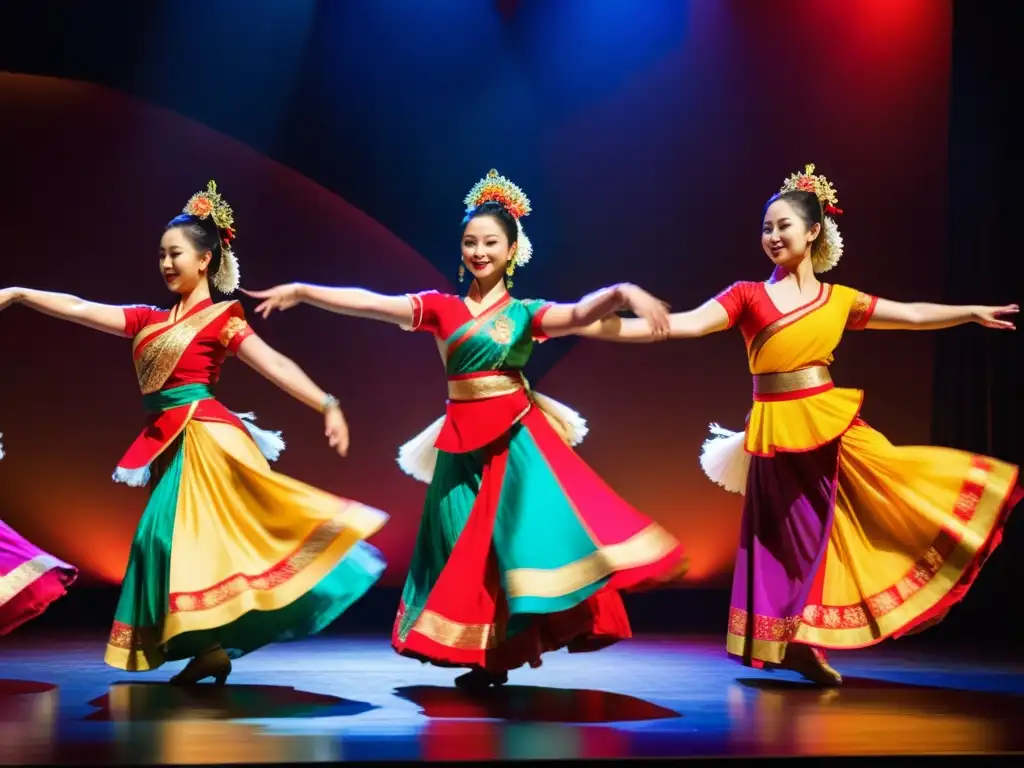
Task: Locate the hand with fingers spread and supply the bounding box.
[241,284,304,320]
[972,304,1019,330]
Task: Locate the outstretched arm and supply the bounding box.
[236,334,350,456]
[574,298,731,343]
[540,283,671,339]
[242,284,413,327]
[0,287,129,337]
[865,299,1018,331]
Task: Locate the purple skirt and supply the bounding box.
[727,421,1019,666]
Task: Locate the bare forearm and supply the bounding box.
[297,285,409,324]
[869,303,980,331]
[570,284,628,328]
[253,350,331,412]
[13,288,127,336]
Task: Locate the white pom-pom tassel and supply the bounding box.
[396,415,445,484]
[0,432,5,461]
[234,412,286,462]
[699,422,750,495]
[532,393,588,446]
[113,465,151,487]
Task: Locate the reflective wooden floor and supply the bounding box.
[1,632,1022,764]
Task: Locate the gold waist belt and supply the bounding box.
[752,365,832,397]
[447,372,525,401]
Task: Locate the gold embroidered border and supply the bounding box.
[0,555,67,608]
[846,291,877,330]
[399,603,499,651]
[504,523,680,600]
[447,373,524,401]
[160,503,386,644]
[728,607,803,642]
[749,284,832,359]
[134,303,234,394]
[752,366,832,396]
[727,455,1013,654]
[168,504,385,615]
[131,299,196,355]
[104,622,163,671]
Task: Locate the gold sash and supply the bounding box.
[447,372,525,401]
[752,365,832,398]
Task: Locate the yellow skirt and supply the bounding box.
[105,420,388,671]
[727,420,1018,663]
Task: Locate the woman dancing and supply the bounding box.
[1,433,78,635]
[245,169,687,691]
[582,164,1019,684]
[0,181,388,684]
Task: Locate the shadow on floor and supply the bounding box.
[393,684,681,723]
[84,682,377,721]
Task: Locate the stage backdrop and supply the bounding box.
[0,0,952,586]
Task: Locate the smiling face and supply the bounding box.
[461,213,517,284]
[761,197,821,269]
[159,225,212,295]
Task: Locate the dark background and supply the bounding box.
[0,0,1018,645]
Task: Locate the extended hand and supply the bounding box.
[973,304,1018,330]
[0,287,22,313]
[622,284,671,339]
[324,406,350,457]
[241,284,304,320]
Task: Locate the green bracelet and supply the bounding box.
[321,394,340,413]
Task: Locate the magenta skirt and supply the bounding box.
[0,520,78,636]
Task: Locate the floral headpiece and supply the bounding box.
[464,169,534,266]
[779,163,844,273]
[183,180,239,293]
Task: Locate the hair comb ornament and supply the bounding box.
[183,180,240,293]
[464,169,534,267]
[779,163,844,273]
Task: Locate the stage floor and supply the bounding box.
[1,632,1022,764]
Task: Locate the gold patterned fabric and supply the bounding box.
[447,372,525,401]
[133,303,233,394]
[752,366,832,397]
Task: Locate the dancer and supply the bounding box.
[579,163,1020,684]
[0,181,388,684]
[1,438,79,636]
[244,169,687,691]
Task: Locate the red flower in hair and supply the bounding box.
[190,196,214,218]
[795,177,816,193]
[825,203,843,216]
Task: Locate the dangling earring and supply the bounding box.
[458,263,465,283]
[505,258,515,291]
